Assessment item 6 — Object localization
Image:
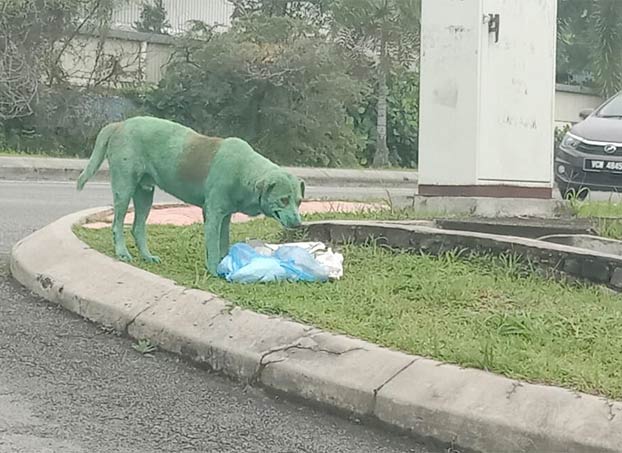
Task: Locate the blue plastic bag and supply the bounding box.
[217,243,329,283]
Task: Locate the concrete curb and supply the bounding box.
[303,220,622,290]
[0,156,418,188]
[10,207,622,453]
[411,195,569,218]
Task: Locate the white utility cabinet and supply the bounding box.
[418,0,557,198]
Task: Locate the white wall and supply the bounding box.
[112,0,235,33]
[65,30,175,87]
[555,85,603,126]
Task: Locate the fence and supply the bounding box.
[64,29,175,87]
[111,0,234,34]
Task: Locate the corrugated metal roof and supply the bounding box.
[112,0,234,34]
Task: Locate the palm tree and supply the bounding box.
[589,0,622,97]
[557,0,622,97]
[331,0,420,167]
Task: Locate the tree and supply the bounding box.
[589,0,622,97]
[0,0,126,116]
[147,16,366,167]
[230,0,330,27]
[0,1,40,121]
[556,0,592,85]
[556,0,622,97]
[0,0,143,154]
[352,67,419,167]
[133,0,171,35]
[330,0,420,167]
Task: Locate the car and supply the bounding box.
[555,90,622,200]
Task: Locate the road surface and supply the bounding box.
[0,180,434,453]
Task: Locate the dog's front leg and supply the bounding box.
[219,214,232,259]
[204,207,226,275]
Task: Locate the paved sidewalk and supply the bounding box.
[0,156,418,188]
[83,201,381,229]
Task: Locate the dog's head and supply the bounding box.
[256,171,305,229]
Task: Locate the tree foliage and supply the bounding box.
[556,0,592,85]
[0,0,144,153]
[133,0,171,35]
[589,0,622,97]
[352,68,419,167]
[230,0,331,27]
[557,0,622,97]
[146,15,366,167]
[329,0,420,167]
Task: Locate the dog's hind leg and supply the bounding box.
[132,180,160,263]
[112,187,134,262]
[109,160,139,262]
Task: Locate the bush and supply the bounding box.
[145,16,367,167]
[3,88,137,157]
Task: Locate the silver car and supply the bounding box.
[555,90,622,199]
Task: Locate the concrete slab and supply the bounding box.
[411,195,570,218]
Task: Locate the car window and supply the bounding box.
[598,92,622,117]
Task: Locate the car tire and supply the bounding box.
[559,184,589,201]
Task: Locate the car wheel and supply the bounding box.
[559,184,589,201]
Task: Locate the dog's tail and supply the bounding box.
[77,122,119,191]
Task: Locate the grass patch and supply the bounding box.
[575,199,622,218]
[299,207,441,222]
[76,216,622,400]
[573,199,622,240]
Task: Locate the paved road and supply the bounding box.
[0,180,435,453]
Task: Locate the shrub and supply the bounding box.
[145,16,367,167]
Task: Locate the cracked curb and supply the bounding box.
[10,206,622,453]
[0,156,418,188]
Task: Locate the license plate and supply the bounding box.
[584,159,622,172]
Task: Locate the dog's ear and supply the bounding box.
[299,179,305,198]
[255,178,276,197]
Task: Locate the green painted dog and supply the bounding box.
[77,116,305,274]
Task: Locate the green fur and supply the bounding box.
[77,116,305,274]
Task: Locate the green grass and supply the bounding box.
[573,199,622,240]
[76,215,622,400]
[575,199,622,218]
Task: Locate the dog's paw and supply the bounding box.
[117,252,133,262]
[143,255,161,264]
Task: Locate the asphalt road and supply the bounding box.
[0,180,435,453]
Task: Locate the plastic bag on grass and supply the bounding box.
[217,243,329,283]
[248,240,344,280]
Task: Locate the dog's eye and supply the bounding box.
[280,197,289,206]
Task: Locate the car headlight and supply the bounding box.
[561,133,581,149]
